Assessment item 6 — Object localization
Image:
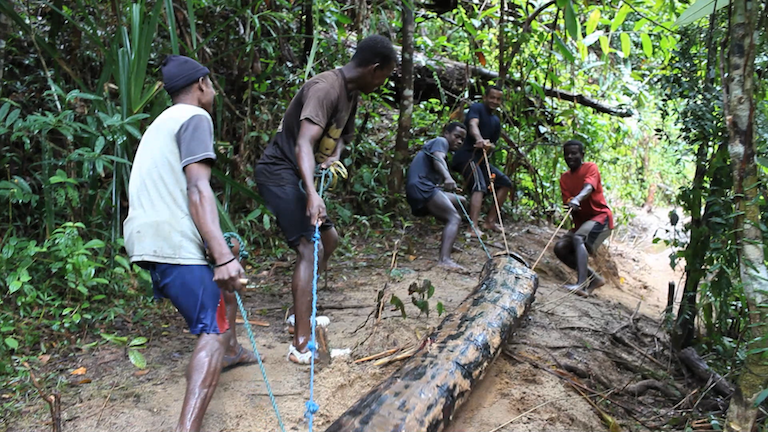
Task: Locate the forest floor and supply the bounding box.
[8,206,730,432]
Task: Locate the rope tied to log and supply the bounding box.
[453,191,491,259]
[306,169,329,431]
[482,148,510,255]
[531,207,572,271]
[222,232,287,432]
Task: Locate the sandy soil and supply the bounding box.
[6,207,693,432]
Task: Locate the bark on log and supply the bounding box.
[325,255,538,432]
[679,346,735,397]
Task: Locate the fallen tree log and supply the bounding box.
[325,255,538,432]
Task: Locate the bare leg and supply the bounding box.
[291,237,323,357]
[468,191,484,235]
[220,292,259,368]
[426,191,463,269]
[485,186,510,229]
[176,332,229,432]
[319,227,338,272]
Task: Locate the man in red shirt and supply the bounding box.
[554,139,614,296]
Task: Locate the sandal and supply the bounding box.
[222,344,258,371]
[285,314,330,334]
[287,344,313,365]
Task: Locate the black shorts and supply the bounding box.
[257,182,335,248]
[564,219,611,255]
[457,160,513,194]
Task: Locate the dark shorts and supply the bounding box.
[565,219,612,255]
[406,178,439,217]
[457,160,513,194]
[147,263,229,335]
[257,182,335,248]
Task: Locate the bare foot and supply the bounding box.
[483,222,503,233]
[466,227,485,237]
[588,273,606,291]
[562,283,590,297]
[438,259,468,273]
[222,344,259,371]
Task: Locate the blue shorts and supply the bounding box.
[147,263,229,335]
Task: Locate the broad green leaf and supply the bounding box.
[129,337,148,347]
[583,30,604,46]
[564,0,580,40]
[114,255,131,270]
[4,337,18,350]
[84,239,106,249]
[641,33,653,57]
[675,0,729,27]
[65,90,103,103]
[577,40,588,60]
[754,388,768,407]
[164,0,179,55]
[6,109,20,127]
[634,18,648,31]
[128,349,147,369]
[585,9,600,34]
[554,35,575,62]
[757,156,768,168]
[620,33,631,57]
[0,103,10,122]
[436,302,445,316]
[8,280,21,293]
[599,35,611,56]
[555,0,567,7]
[610,5,631,32]
[186,0,197,50]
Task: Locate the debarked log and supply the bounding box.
[325,255,538,432]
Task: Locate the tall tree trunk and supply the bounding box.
[723,1,768,431]
[302,0,313,63]
[0,11,8,97]
[391,2,414,194]
[498,0,507,84]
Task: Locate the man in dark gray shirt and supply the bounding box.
[406,122,467,270]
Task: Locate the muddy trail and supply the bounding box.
[9,207,727,432]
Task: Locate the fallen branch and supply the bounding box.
[611,333,667,369]
[623,379,681,399]
[235,317,270,327]
[337,35,633,117]
[24,363,61,432]
[678,347,734,397]
[353,347,401,364]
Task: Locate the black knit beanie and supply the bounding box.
[161,55,210,95]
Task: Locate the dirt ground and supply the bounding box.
[8,206,712,432]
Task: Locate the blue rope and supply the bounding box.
[305,169,328,431]
[222,232,286,432]
[453,191,491,259]
[234,292,287,432]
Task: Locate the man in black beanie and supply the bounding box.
[124,55,256,432]
[255,35,397,364]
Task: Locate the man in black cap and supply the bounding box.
[255,35,397,364]
[124,55,255,432]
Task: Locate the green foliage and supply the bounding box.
[0,222,150,375]
[101,333,149,369]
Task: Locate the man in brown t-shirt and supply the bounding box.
[255,35,397,364]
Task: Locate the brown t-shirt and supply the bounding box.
[256,69,359,185]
